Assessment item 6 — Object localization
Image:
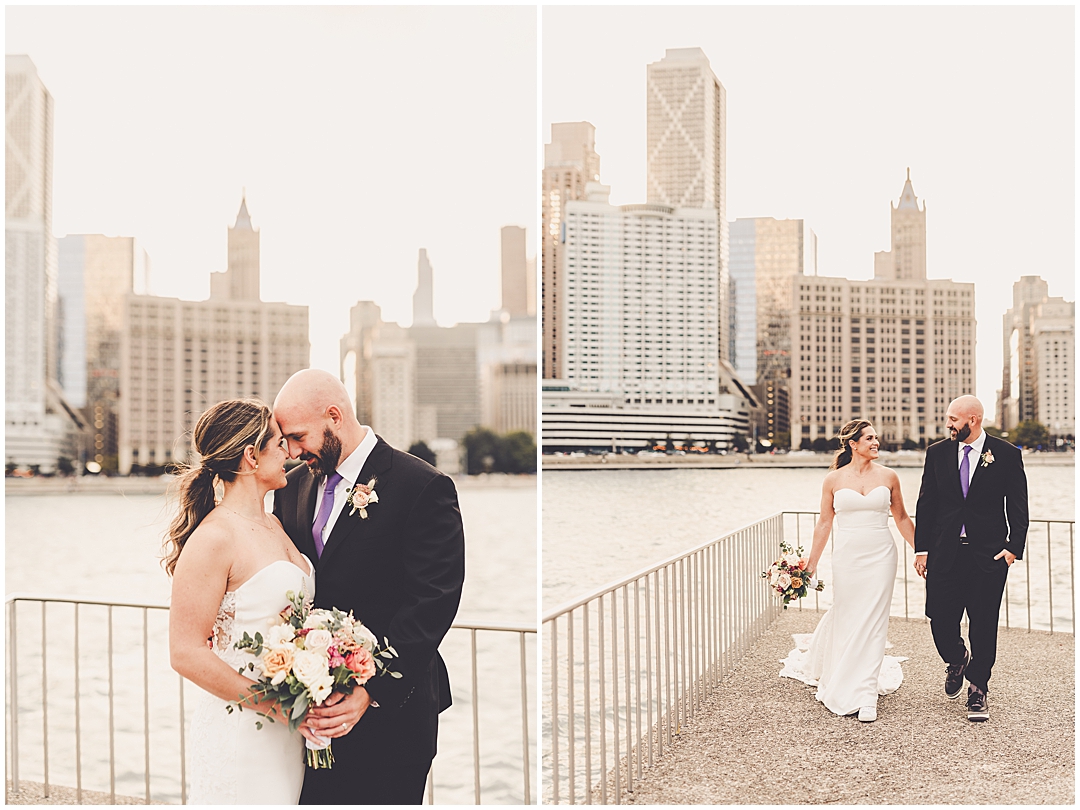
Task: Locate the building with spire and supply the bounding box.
[789,172,976,448]
[117,196,309,473]
[412,249,436,327]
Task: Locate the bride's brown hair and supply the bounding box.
[830,419,874,470]
[162,398,273,576]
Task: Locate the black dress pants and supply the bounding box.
[926,541,1009,693]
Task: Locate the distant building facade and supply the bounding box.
[543,122,600,379]
[118,198,309,473]
[58,235,150,471]
[999,275,1073,439]
[5,55,82,472]
[729,217,817,385]
[790,173,975,448]
[647,47,729,364]
[542,182,751,452]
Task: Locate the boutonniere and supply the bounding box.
[980,449,995,468]
[345,478,379,518]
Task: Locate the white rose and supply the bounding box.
[304,610,333,630]
[291,649,329,689]
[768,566,780,587]
[777,572,792,591]
[304,629,333,656]
[783,554,800,568]
[352,622,378,651]
[264,624,297,650]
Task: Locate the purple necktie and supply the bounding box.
[312,471,343,558]
[960,445,972,536]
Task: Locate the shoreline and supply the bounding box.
[543,450,1074,471]
[4,471,536,496]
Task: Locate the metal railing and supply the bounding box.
[542,513,1073,805]
[5,595,535,805]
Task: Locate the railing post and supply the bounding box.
[550,617,559,805]
[41,601,49,798]
[109,604,116,803]
[143,607,151,803]
[10,599,19,792]
[179,674,187,805]
[519,630,530,805]
[74,603,82,803]
[470,627,481,804]
[1046,522,1054,634]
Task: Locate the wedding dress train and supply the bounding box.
[779,486,906,716]
[187,557,314,804]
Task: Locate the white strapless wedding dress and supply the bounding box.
[779,486,906,716]
[187,557,314,804]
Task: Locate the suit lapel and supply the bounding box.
[965,436,993,495]
[319,436,395,568]
[943,442,965,502]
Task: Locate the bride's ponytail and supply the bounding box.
[162,398,273,576]
[830,419,873,470]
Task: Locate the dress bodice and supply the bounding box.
[833,485,891,532]
[211,557,315,672]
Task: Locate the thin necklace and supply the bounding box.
[220,504,273,529]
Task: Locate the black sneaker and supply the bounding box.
[945,647,970,699]
[966,685,989,721]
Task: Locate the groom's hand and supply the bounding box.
[303,686,372,739]
[914,554,927,578]
[994,549,1017,567]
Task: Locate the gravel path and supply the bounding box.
[5,780,160,805]
[620,610,1073,805]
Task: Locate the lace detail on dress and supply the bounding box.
[212,591,237,652]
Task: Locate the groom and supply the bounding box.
[272,369,465,804]
[914,395,1028,722]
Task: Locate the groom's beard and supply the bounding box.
[303,428,343,478]
[949,422,972,443]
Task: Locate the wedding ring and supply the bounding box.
[341,722,348,730]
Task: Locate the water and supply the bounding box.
[6,477,536,804]
[543,462,1074,614]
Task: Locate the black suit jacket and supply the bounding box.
[272,435,465,763]
[914,434,1028,574]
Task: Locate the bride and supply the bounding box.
[780,420,915,722]
[165,398,316,803]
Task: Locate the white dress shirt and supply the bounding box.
[312,426,378,551]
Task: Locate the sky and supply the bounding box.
[6,5,537,374]
[543,5,1075,418]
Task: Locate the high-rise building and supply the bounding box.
[874,169,926,281]
[5,55,82,472]
[412,249,436,327]
[646,47,730,365]
[542,122,600,379]
[58,235,150,471]
[542,182,751,452]
[1000,276,1073,439]
[118,198,309,473]
[729,217,817,385]
[790,174,975,448]
[1000,275,1049,430]
[500,225,529,316]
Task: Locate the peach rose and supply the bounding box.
[261,647,295,686]
[345,647,377,684]
[790,577,803,590]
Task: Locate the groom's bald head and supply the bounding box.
[273,369,364,465]
[946,395,984,443]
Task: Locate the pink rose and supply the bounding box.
[345,647,377,684]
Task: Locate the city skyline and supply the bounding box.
[542,5,1074,417]
[6,6,537,375]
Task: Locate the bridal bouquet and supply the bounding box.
[762,542,825,608]
[231,589,400,768]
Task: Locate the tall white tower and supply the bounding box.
[5,55,74,471]
[412,248,436,326]
[646,47,729,363]
[874,169,927,281]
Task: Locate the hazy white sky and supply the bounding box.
[543,5,1074,416]
[7,5,537,374]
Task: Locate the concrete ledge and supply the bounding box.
[617,610,1074,805]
